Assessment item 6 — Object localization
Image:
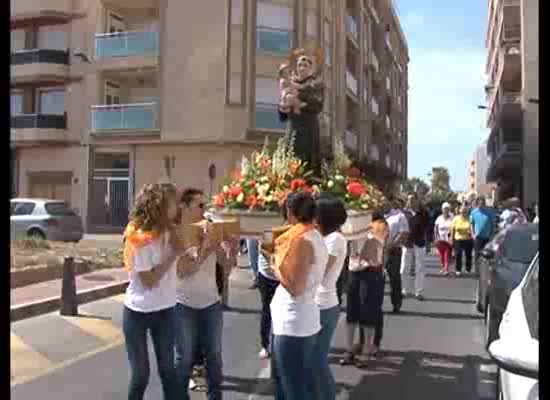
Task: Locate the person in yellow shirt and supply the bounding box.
[450,205,474,276]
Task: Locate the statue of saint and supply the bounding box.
[278,47,325,177]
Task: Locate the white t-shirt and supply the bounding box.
[434,214,454,242]
[385,209,410,246]
[176,251,220,309]
[315,232,347,310]
[271,229,329,337]
[124,233,177,313]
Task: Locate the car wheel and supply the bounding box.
[476,281,484,314]
[485,302,498,347]
[27,229,46,241]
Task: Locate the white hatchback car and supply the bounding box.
[488,253,538,400]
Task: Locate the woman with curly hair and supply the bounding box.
[122,182,190,400]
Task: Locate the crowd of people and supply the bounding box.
[119,181,538,400]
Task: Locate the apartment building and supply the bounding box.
[483,0,538,207]
[468,142,496,204]
[10,0,409,232]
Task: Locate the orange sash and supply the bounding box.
[123,222,161,272]
[273,223,314,271]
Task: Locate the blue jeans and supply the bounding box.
[174,302,223,400]
[247,239,259,279]
[123,306,178,400]
[273,334,317,400]
[313,306,340,400]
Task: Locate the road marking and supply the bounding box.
[11,337,125,387]
[11,333,55,384]
[62,316,123,344]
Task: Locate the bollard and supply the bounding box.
[60,256,78,316]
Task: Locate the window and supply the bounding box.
[45,202,75,216]
[306,12,318,40]
[255,78,279,104]
[11,202,35,216]
[37,25,68,51]
[11,92,23,115]
[257,28,291,55]
[38,88,65,115]
[503,229,539,264]
[521,257,538,340]
[11,29,25,52]
[256,2,292,55]
[323,20,332,65]
[255,78,286,130]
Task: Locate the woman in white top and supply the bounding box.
[122,183,189,400]
[312,194,348,400]
[270,192,329,400]
[433,202,454,275]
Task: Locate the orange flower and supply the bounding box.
[246,194,258,208]
[228,186,243,198]
[231,169,243,182]
[213,194,225,208]
[346,182,366,198]
[290,178,307,191]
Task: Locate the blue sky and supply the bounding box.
[396,1,488,191]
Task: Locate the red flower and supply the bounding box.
[347,166,361,178]
[213,194,225,208]
[246,195,258,208]
[302,185,314,194]
[228,186,243,198]
[346,182,366,198]
[248,180,257,188]
[290,178,307,191]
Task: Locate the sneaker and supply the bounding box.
[456,271,462,277]
[392,306,401,314]
[415,294,425,301]
[402,291,411,298]
[258,348,270,360]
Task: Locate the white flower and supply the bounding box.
[266,195,273,203]
[260,176,269,183]
[223,185,229,193]
[327,180,334,188]
[335,175,344,181]
[237,193,244,203]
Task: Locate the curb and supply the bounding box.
[10,281,129,322]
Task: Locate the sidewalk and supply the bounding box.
[11,268,129,322]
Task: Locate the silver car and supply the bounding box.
[10,198,84,242]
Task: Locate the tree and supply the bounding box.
[401,177,430,197]
[431,167,451,193]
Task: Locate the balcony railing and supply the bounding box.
[257,27,292,56]
[255,103,287,131]
[503,24,521,41]
[346,70,358,95]
[95,30,159,59]
[346,15,359,42]
[11,113,67,129]
[91,103,159,131]
[11,49,69,65]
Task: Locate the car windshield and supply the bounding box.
[503,229,539,263]
[45,202,75,216]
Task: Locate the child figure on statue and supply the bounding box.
[278,63,308,114]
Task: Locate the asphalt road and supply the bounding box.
[11,254,497,400]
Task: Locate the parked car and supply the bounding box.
[10,198,84,242]
[488,252,538,400]
[475,223,538,347]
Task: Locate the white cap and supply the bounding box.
[442,202,451,210]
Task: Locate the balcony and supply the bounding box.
[11,49,69,84]
[11,114,67,144]
[488,90,522,129]
[94,31,159,71]
[257,27,292,56]
[11,0,75,24]
[255,103,287,131]
[91,103,159,133]
[487,142,521,181]
[345,70,358,96]
[346,14,359,43]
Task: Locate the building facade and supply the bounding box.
[10,0,409,232]
[468,142,497,205]
[483,0,538,207]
